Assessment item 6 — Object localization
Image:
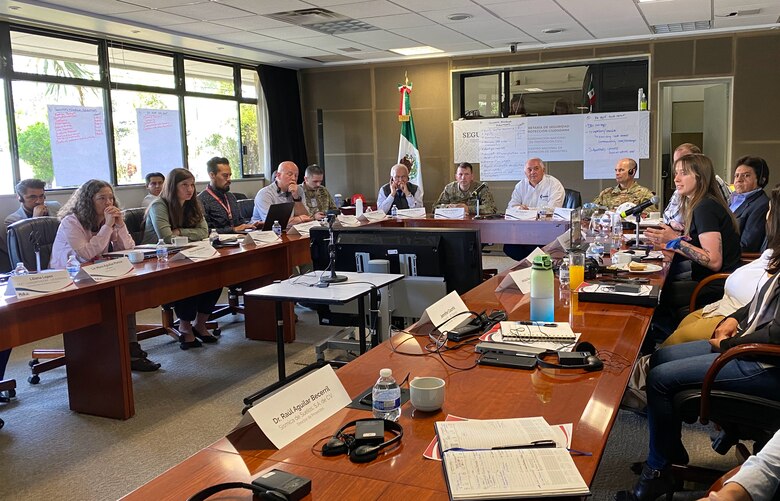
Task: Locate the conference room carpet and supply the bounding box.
[0,257,740,500]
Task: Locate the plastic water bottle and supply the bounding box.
[611,213,623,252]
[372,368,401,421]
[209,229,219,246]
[334,193,342,208]
[13,262,29,276]
[66,254,80,278]
[391,204,398,218]
[638,88,647,111]
[530,254,554,323]
[272,220,282,236]
[355,197,364,217]
[155,238,169,263]
[599,213,612,254]
[559,256,570,288]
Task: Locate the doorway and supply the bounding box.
[656,78,733,206]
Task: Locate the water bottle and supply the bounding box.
[272,220,282,236]
[638,88,647,111]
[599,213,612,255]
[66,254,80,278]
[13,262,29,276]
[209,229,219,246]
[155,238,169,263]
[372,368,401,421]
[355,197,364,217]
[391,204,398,218]
[530,254,554,323]
[611,213,623,252]
[334,193,342,208]
[559,256,570,288]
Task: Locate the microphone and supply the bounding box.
[620,195,659,218]
[470,182,487,198]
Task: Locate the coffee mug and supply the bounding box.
[172,236,188,246]
[611,253,632,266]
[410,376,445,412]
[127,250,145,264]
[647,211,661,220]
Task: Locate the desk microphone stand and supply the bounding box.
[635,213,641,244]
[319,213,347,284]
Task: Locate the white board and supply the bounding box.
[48,105,110,187]
[527,114,583,161]
[137,109,183,176]
[478,118,527,181]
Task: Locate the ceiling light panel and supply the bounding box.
[389,45,444,55]
[652,20,712,33]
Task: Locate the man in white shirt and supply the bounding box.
[504,158,565,260]
[507,157,566,210]
[141,172,165,208]
[377,163,424,214]
[252,161,313,225]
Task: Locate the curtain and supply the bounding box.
[258,65,308,181]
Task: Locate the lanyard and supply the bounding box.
[205,186,232,220]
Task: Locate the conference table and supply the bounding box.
[0,235,311,420]
[123,256,669,500]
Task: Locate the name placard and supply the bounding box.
[248,365,351,449]
[244,230,281,246]
[287,220,321,236]
[418,290,470,334]
[359,210,387,222]
[7,270,75,299]
[81,257,134,282]
[336,215,361,227]
[395,207,426,218]
[434,207,466,219]
[505,207,538,220]
[171,242,219,262]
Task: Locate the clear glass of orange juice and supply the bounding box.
[569,251,585,290]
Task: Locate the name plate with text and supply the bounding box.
[7,270,75,299]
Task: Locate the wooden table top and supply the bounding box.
[126,257,669,498]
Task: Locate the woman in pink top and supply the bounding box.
[51,179,160,372]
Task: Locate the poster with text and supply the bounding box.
[527,114,584,161]
[453,119,482,164]
[583,111,649,179]
[47,105,109,187]
[479,118,527,181]
[137,109,183,176]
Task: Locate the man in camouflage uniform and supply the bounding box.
[299,164,337,220]
[593,158,656,213]
[434,162,497,215]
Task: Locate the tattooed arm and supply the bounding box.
[677,231,723,271]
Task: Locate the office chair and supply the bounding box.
[232,192,247,200]
[563,189,582,209]
[671,342,780,484]
[0,349,16,430]
[6,217,69,383]
[236,198,255,223]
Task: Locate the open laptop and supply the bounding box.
[261,202,295,231]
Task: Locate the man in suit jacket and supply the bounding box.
[730,156,770,253]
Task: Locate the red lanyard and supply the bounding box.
[205,186,232,220]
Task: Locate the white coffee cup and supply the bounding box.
[127,250,145,264]
[647,211,661,220]
[172,236,188,246]
[611,253,633,266]
[410,376,445,412]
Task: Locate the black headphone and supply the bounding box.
[757,158,769,188]
[536,341,603,372]
[321,418,403,463]
[628,167,636,176]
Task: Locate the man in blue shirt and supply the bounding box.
[730,156,770,253]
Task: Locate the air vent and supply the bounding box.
[266,8,379,35]
[652,20,711,33]
[339,47,362,53]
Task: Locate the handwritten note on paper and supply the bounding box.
[479,118,527,181]
[527,114,583,161]
[47,105,110,187]
[137,109,183,178]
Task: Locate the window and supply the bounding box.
[11,31,100,80]
[111,90,181,185]
[462,73,501,118]
[240,68,259,99]
[508,66,588,117]
[13,81,109,188]
[184,59,234,96]
[108,46,175,89]
[184,96,239,181]
[0,80,12,194]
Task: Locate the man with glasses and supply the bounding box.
[1,179,59,272]
[377,163,424,213]
[252,161,313,226]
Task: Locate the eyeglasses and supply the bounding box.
[24,194,46,201]
[734,172,755,180]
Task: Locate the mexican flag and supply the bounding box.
[398,81,423,192]
[587,75,596,112]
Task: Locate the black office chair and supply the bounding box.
[563,189,582,209]
[671,343,780,483]
[233,192,248,200]
[6,217,66,383]
[0,348,16,430]
[237,198,255,223]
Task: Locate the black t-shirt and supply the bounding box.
[689,196,742,281]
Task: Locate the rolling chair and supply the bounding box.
[232,192,247,200]
[0,348,16,430]
[237,198,255,223]
[6,217,66,383]
[563,189,582,209]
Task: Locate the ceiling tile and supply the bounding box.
[40,0,145,15]
[358,13,434,29]
[435,41,492,52]
[639,0,712,25]
[213,15,290,30]
[213,0,312,15]
[326,0,411,18]
[291,35,377,52]
[417,5,496,24]
[504,12,580,32]
[485,0,566,18]
[244,39,308,51]
[120,0,206,7]
[168,21,240,36]
[162,1,253,21]
[209,30,276,44]
[259,25,323,39]
[390,0,474,11]
[445,19,535,42]
[300,0,367,5]
[111,9,198,26]
[338,29,419,49]
[392,24,474,45]
[715,12,780,28]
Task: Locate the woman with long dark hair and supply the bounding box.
[144,168,221,350]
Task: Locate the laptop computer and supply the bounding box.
[261,202,295,231]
